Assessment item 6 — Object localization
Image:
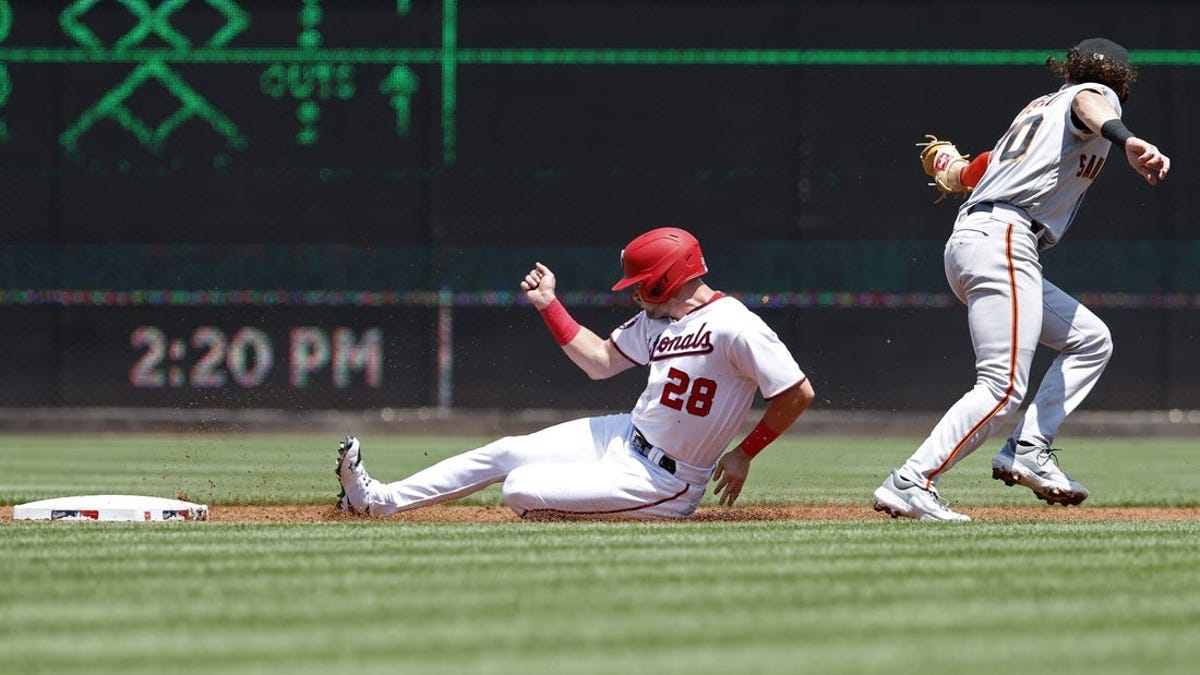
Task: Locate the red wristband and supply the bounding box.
[538,299,582,346]
[738,420,781,459]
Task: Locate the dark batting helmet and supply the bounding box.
[611,227,708,304]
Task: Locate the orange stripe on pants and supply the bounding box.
[926,224,1020,488]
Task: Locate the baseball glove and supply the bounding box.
[916,134,971,202]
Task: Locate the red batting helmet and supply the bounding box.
[611,227,708,304]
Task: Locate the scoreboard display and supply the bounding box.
[10,1,1187,247]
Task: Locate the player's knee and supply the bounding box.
[974,380,1026,418]
[500,465,539,513]
[1089,323,1114,364]
[1066,314,1113,363]
[977,371,1025,409]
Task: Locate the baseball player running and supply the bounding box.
[336,227,815,519]
[874,38,1171,521]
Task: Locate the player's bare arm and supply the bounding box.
[562,338,637,381]
[522,262,636,380]
[1072,89,1171,185]
[712,379,816,507]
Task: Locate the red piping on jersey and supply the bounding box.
[610,291,731,367]
[684,291,727,317]
[519,484,693,519]
[926,223,1020,489]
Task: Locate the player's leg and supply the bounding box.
[990,281,1108,505]
[1011,281,1113,446]
[877,226,1041,521]
[876,223,1042,522]
[879,226,1044,521]
[501,415,703,520]
[502,457,703,520]
[901,224,1043,482]
[345,415,614,516]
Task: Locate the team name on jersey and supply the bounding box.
[651,323,714,360]
[1077,153,1106,180]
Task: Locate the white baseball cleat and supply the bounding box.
[335,435,376,515]
[991,439,1088,506]
[873,470,971,522]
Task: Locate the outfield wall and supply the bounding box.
[1,1,1197,412]
[1,407,1198,439]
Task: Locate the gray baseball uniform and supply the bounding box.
[901,82,1120,488]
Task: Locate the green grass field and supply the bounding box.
[2,433,1198,675]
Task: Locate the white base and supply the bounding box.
[12,495,209,522]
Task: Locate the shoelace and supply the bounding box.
[1018,442,1063,469]
[896,473,955,512]
[934,494,956,512]
[925,485,956,512]
[1036,447,1062,468]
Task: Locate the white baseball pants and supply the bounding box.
[363,413,707,519]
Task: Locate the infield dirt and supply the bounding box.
[4,504,1198,523]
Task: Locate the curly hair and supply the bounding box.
[1047,47,1138,101]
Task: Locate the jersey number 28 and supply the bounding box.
[660,367,717,417]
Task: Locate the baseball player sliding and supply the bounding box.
[337,227,815,519]
[874,38,1171,521]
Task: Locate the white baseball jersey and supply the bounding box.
[965,82,1122,248]
[354,292,805,521]
[610,293,806,468]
